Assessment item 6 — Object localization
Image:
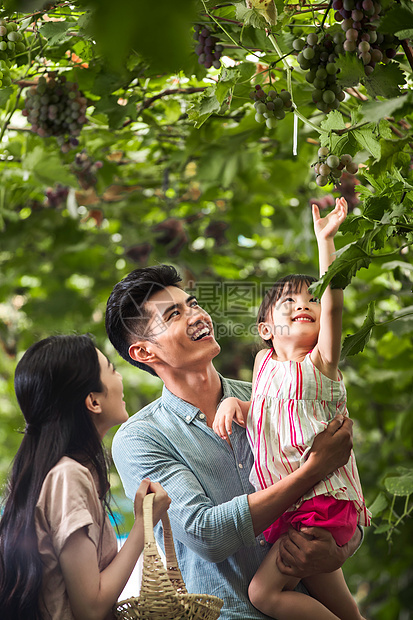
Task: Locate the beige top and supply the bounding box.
[35,456,117,619]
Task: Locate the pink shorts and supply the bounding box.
[264,495,358,547]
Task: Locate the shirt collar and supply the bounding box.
[161,374,230,424]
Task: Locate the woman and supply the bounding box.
[0,334,170,620]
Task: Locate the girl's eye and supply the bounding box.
[168,310,179,319]
[282,297,294,303]
[310,297,320,304]
[190,300,199,308]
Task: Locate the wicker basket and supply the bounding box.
[114,493,223,620]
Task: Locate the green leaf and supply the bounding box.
[379,2,413,36]
[363,63,406,99]
[363,195,392,221]
[335,53,366,88]
[22,146,77,186]
[310,241,372,299]
[369,137,411,176]
[374,523,392,534]
[341,301,376,358]
[39,21,72,45]
[352,127,381,160]
[0,87,13,109]
[188,87,221,128]
[369,492,389,517]
[235,5,268,29]
[360,95,413,124]
[385,470,413,496]
[320,110,347,133]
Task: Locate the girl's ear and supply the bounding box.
[258,322,273,341]
[85,392,102,414]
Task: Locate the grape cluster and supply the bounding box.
[45,184,69,208]
[293,32,345,113]
[333,0,398,75]
[0,19,27,88]
[250,85,292,129]
[313,147,358,186]
[72,150,103,190]
[193,25,223,69]
[23,74,87,152]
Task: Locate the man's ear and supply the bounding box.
[85,392,103,415]
[129,342,158,365]
[258,322,273,341]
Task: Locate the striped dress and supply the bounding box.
[246,349,371,526]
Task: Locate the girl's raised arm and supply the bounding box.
[311,197,347,378]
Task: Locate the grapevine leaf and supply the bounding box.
[0,87,13,109]
[339,215,374,236]
[374,524,392,534]
[188,88,220,128]
[335,53,365,88]
[321,110,347,133]
[363,195,392,221]
[369,492,389,518]
[235,5,268,29]
[341,301,376,359]
[309,241,372,299]
[363,63,405,99]
[379,2,413,36]
[22,146,77,186]
[39,21,73,45]
[353,127,381,160]
[360,94,413,124]
[395,28,413,38]
[384,470,413,496]
[369,137,411,176]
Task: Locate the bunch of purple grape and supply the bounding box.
[23,73,87,152]
[250,85,292,129]
[193,25,223,69]
[293,32,345,113]
[313,146,358,186]
[45,184,69,208]
[333,0,399,74]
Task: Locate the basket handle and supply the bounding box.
[143,493,187,593]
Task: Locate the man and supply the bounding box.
[106,265,360,620]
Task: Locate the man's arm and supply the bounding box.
[248,415,353,536]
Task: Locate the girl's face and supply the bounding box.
[259,282,321,347]
[94,349,128,436]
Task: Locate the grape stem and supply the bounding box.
[267,32,324,135]
[320,0,333,29]
[202,1,262,59]
[401,39,413,73]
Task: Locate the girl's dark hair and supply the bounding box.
[257,274,318,348]
[0,334,110,620]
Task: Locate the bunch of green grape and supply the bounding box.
[0,19,26,87]
[293,32,345,113]
[23,74,87,152]
[313,147,358,186]
[250,85,293,129]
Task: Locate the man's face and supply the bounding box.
[138,286,221,370]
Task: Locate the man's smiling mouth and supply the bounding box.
[189,323,211,341]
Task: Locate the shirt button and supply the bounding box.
[260,539,266,546]
[185,415,191,422]
[199,413,205,420]
[238,463,243,469]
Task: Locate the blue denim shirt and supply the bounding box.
[112,375,278,619]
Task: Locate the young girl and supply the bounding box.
[0,334,170,620]
[213,198,371,620]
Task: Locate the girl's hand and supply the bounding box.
[133,478,171,525]
[312,197,347,241]
[212,397,245,440]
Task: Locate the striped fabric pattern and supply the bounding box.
[247,350,371,526]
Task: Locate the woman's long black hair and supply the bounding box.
[0,334,111,620]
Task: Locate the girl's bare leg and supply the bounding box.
[248,539,340,620]
[303,569,365,620]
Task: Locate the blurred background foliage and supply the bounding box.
[0,0,412,616]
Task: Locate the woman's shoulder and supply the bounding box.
[42,457,95,494]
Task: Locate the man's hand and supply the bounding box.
[307,415,353,480]
[276,525,362,578]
